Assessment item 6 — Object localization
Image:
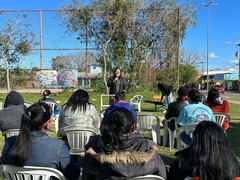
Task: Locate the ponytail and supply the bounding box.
[8,113,32,166]
[8,102,51,166]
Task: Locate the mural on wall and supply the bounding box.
[36,70,57,88]
[57,69,78,88]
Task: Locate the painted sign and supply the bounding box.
[36,70,57,87]
[57,69,78,88]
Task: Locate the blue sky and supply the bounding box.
[183,0,240,73]
[1,0,240,73]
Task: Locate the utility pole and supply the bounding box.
[201,1,217,94]
[236,43,240,92]
[39,10,43,94]
[201,61,204,90]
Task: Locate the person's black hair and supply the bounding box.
[191,83,198,89]
[113,67,122,78]
[99,107,135,153]
[206,88,219,102]
[178,86,188,96]
[8,102,52,166]
[63,89,91,113]
[177,121,240,179]
[43,90,51,98]
[188,89,201,102]
[115,92,126,101]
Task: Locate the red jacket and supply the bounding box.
[204,100,230,131]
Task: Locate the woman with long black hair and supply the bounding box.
[57,89,100,136]
[82,107,166,180]
[1,102,80,180]
[168,121,240,180]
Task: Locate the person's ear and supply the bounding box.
[131,123,137,132]
[43,121,51,130]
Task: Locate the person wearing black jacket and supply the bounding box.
[158,82,173,112]
[82,107,167,180]
[164,86,189,131]
[107,68,127,105]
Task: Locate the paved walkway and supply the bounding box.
[228,100,240,104]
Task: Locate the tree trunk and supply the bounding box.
[4,59,11,93]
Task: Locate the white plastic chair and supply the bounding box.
[44,101,60,132]
[163,117,178,151]
[176,124,197,151]
[63,129,97,155]
[24,101,33,108]
[0,100,32,110]
[2,129,20,138]
[0,164,66,180]
[0,99,4,110]
[130,95,143,112]
[129,175,164,180]
[99,109,106,119]
[136,114,161,145]
[100,94,115,110]
[213,112,231,127]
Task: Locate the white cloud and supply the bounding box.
[209,53,218,59]
[229,59,239,64]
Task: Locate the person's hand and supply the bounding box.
[113,77,118,82]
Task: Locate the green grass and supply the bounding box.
[0,89,239,166]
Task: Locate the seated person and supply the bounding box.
[164,86,189,131]
[39,89,60,117]
[190,83,206,102]
[204,88,230,131]
[177,89,215,146]
[168,121,240,180]
[1,102,80,180]
[82,107,167,179]
[57,89,100,136]
[0,91,26,133]
[101,92,137,128]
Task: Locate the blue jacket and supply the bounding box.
[102,101,137,126]
[39,98,60,116]
[1,131,80,180]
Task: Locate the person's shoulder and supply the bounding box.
[223,99,229,104]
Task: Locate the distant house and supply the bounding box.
[200,70,239,91]
[78,64,102,88]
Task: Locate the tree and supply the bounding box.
[0,13,38,92]
[179,48,204,86]
[58,0,197,92]
[52,52,97,70]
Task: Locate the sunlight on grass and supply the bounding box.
[0,90,239,165]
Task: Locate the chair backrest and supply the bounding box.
[128,175,164,180]
[131,95,143,104]
[99,109,106,119]
[0,100,32,110]
[0,164,66,180]
[176,124,197,151]
[137,114,160,130]
[2,129,20,138]
[24,101,33,108]
[0,99,4,110]
[63,129,97,155]
[43,101,57,113]
[100,94,115,110]
[136,114,161,145]
[213,112,231,127]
